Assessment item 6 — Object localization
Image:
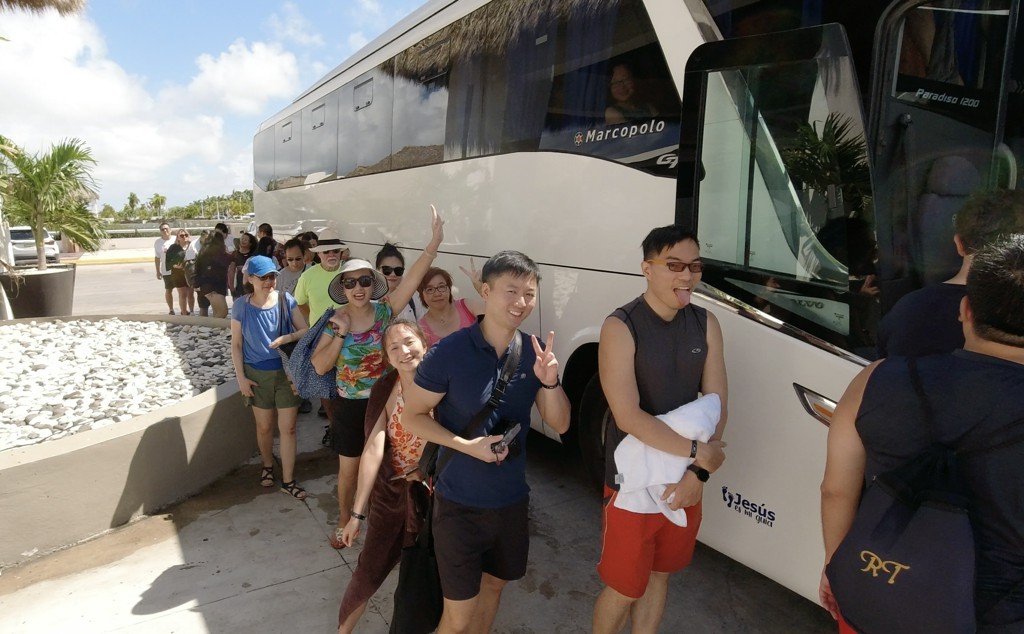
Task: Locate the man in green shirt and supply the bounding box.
[294,229,348,321]
[294,229,349,426]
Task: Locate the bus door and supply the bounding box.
[677,23,877,357]
[674,24,878,602]
[870,0,1021,308]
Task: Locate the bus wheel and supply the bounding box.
[578,374,608,493]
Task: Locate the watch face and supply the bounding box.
[696,468,710,482]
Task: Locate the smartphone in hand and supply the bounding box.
[491,422,521,455]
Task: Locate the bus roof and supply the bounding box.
[256,0,461,133]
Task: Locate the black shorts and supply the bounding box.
[329,396,369,457]
[162,274,175,290]
[432,495,530,601]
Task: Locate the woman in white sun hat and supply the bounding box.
[311,204,444,549]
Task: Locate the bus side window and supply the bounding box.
[300,93,339,185]
[253,128,274,191]
[537,0,681,177]
[393,32,450,170]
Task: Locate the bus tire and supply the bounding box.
[578,374,608,493]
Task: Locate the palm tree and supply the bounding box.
[0,135,103,271]
[126,191,139,216]
[149,193,166,217]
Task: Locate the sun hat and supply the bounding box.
[327,258,389,305]
[309,228,347,253]
[247,255,278,278]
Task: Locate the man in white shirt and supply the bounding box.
[153,222,176,314]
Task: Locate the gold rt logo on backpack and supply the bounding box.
[859,550,910,584]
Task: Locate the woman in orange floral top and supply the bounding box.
[336,319,432,632]
[311,205,444,549]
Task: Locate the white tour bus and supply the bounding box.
[254,0,1024,603]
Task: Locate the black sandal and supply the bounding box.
[321,425,331,447]
[281,480,307,500]
[259,466,274,488]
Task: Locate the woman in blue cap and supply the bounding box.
[230,254,310,499]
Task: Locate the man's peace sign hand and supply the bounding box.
[531,331,559,387]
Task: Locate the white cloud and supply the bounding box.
[0,10,295,206]
[357,0,384,19]
[267,2,324,47]
[187,39,300,116]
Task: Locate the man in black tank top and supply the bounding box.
[821,235,1024,632]
[593,225,728,634]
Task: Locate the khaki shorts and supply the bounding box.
[243,365,302,410]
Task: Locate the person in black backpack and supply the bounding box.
[820,234,1024,633]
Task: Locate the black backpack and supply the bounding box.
[827,358,1024,633]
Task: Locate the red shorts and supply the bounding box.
[837,614,857,633]
[597,485,702,599]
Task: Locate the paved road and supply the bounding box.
[48,260,835,632]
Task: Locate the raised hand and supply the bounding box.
[459,257,483,296]
[426,204,445,254]
[531,331,559,386]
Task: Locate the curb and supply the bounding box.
[72,257,154,266]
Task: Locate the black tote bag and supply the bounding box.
[389,492,442,634]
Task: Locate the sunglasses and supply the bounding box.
[323,249,343,255]
[255,273,278,281]
[647,259,705,273]
[380,266,405,277]
[178,233,190,238]
[342,275,374,290]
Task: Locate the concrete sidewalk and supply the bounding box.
[0,411,395,633]
[0,412,605,634]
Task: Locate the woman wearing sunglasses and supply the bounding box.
[311,205,444,549]
[230,255,310,499]
[375,243,427,322]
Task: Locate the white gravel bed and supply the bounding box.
[0,318,234,452]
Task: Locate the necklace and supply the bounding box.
[432,306,454,327]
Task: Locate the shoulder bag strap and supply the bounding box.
[433,332,523,479]
[907,357,941,444]
[278,292,287,339]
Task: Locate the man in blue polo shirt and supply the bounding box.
[403,250,570,634]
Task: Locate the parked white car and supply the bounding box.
[10,226,60,264]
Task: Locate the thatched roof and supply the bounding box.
[0,0,85,15]
[395,0,621,79]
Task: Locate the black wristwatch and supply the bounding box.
[687,463,710,482]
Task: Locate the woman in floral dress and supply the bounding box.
[335,319,431,632]
[311,205,443,548]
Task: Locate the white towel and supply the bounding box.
[612,393,721,526]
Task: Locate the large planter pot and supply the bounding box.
[0,263,76,318]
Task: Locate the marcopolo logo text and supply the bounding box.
[574,119,666,146]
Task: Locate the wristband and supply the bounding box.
[540,377,560,390]
[350,510,367,521]
[690,439,698,459]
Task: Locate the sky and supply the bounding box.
[0,0,420,209]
